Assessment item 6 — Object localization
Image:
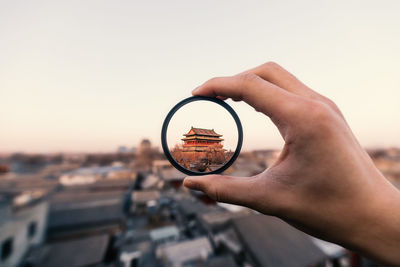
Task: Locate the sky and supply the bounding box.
[1,0,400,153]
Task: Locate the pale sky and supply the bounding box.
[1,0,399,153]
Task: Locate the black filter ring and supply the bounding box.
[161,96,243,176]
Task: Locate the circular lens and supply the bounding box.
[161,96,242,176]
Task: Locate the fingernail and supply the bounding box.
[192,86,200,95]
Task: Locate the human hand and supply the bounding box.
[183,62,400,265]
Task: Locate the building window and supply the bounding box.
[27,221,37,239]
[1,237,13,261]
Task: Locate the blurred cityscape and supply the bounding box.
[1,140,399,267]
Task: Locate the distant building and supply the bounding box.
[199,209,250,234]
[137,139,152,155]
[48,190,126,240]
[58,165,133,186]
[158,167,186,188]
[152,160,171,173]
[118,229,156,267]
[0,192,48,267]
[182,127,224,153]
[117,146,129,154]
[24,234,109,267]
[149,225,179,245]
[0,165,10,174]
[156,236,213,266]
[117,146,137,154]
[131,190,160,214]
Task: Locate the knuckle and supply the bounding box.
[262,61,280,70]
[310,101,334,121]
[295,100,338,130]
[236,73,260,86]
[301,101,344,138]
[323,97,341,114]
[207,183,221,202]
[312,94,342,116]
[234,73,260,100]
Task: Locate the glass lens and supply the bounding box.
[166,100,238,174]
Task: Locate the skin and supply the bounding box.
[183,62,400,266]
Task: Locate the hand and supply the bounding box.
[183,62,400,265]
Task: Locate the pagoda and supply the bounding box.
[181,127,224,152]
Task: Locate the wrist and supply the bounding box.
[350,174,400,265]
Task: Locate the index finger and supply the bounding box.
[192,73,300,121]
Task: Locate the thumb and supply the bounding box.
[183,175,259,207]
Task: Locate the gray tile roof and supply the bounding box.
[48,192,125,232]
[41,234,109,267]
[232,214,327,267]
[199,210,250,232]
[202,255,238,267]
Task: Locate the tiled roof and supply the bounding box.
[41,234,109,267]
[182,136,224,142]
[232,214,327,267]
[48,192,124,231]
[184,127,222,137]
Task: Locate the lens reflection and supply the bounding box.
[167,100,238,173]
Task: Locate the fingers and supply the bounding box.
[192,73,300,121]
[241,62,315,98]
[242,62,343,117]
[183,175,259,207]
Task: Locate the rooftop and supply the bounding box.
[232,214,327,267]
[158,167,186,181]
[184,127,223,137]
[48,191,125,236]
[131,190,160,203]
[40,234,109,267]
[156,236,213,265]
[199,209,251,232]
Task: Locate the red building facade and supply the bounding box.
[181,127,224,152]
